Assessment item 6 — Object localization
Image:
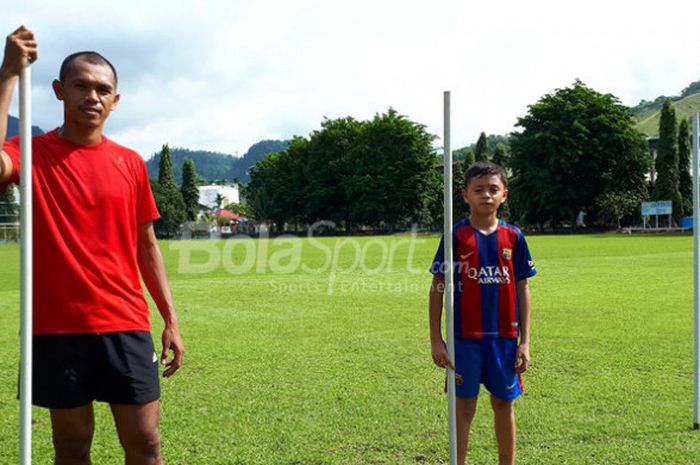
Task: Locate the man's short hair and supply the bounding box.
[59,51,118,87]
[464,161,508,188]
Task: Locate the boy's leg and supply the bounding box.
[490,395,515,465]
[453,339,484,465]
[456,397,478,465]
[50,404,95,465]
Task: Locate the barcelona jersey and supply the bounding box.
[430,219,536,339]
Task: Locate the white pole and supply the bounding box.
[692,113,700,430]
[19,63,32,463]
[443,91,457,464]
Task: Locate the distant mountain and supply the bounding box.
[231,140,290,181]
[7,115,44,137]
[146,139,290,184]
[632,80,700,136]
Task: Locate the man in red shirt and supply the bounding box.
[0,26,184,465]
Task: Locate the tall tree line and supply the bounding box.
[653,99,692,220]
[151,144,201,237]
[508,80,650,228]
[246,108,441,232]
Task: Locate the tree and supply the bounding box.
[304,117,361,229]
[246,137,308,231]
[180,159,200,221]
[463,148,475,167]
[474,132,489,162]
[154,144,185,237]
[345,108,438,229]
[492,143,508,168]
[0,186,18,222]
[653,99,682,223]
[246,109,441,231]
[595,191,647,229]
[678,117,693,217]
[509,80,649,227]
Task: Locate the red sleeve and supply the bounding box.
[1,136,20,192]
[136,159,160,225]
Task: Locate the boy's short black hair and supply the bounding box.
[59,51,118,87]
[464,161,507,188]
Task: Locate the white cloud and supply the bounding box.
[6,0,700,159]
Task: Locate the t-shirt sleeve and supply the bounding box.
[1,137,21,192]
[429,235,446,275]
[514,231,536,281]
[136,159,160,225]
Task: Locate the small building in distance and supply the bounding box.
[198,184,240,209]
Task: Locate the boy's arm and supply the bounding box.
[429,273,454,370]
[137,221,185,378]
[515,278,531,374]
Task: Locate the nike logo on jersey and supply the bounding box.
[506,383,516,390]
[460,251,474,260]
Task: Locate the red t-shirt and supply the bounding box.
[1,130,160,334]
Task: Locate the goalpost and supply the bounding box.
[693,113,700,430]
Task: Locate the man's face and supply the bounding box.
[52,58,120,130]
[461,174,508,216]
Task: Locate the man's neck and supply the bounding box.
[58,123,103,146]
[469,213,499,235]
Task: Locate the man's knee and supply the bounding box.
[122,428,162,459]
[53,425,94,461]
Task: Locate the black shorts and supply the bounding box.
[31,331,160,409]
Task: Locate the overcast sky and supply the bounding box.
[6,0,700,159]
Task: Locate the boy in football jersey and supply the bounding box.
[428,162,536,465]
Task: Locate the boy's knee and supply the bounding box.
[490,395,513,412]
[457,397,478,418]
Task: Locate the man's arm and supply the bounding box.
[429,273,454,370]
[515,279,531,374]
[0,26,37,183]
[137,221,184,378]
[0,152,12,184]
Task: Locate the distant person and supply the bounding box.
[0,26,184,465]
[576,208,587,228]
[428,162,536,465]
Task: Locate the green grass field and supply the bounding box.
[0,233,699,464]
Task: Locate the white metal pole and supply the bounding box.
[443,91,457,464]
[19,63,33,463]
[692,113,699,430]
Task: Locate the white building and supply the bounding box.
[198,184,240,209]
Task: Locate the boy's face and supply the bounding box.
[461,174,508,216]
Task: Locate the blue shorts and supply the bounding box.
[454,338,522,401]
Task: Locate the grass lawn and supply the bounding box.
[0,233,698,464]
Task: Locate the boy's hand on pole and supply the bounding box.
[515,343,530,374]
[431,339,454,370]
[1,26,37,78]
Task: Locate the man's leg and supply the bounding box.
[111,401,163,465]
[456,397,477,465]
[490,395,515,465]
[50,404,95,465]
